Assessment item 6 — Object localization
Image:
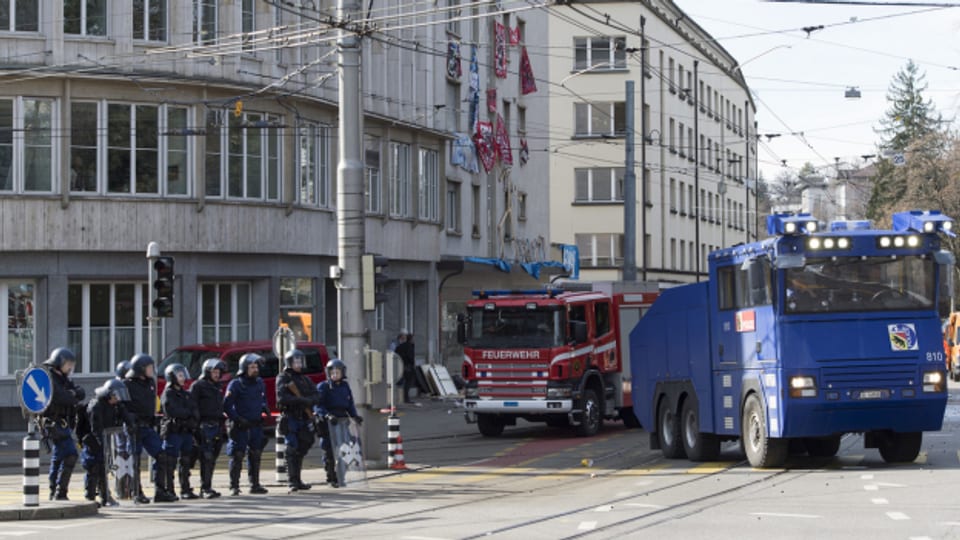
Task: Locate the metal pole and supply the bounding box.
[623,80,637,282]
[639,16,647,282]
[693,61,700,282]
[336,0,370,455]
[23,418,39,507]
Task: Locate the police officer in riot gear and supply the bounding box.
[123,353,162,504]
[41,347,84,500]
[160,363,200,502]
[82,379,133,507]
[224,353,269,496]
[277,349,319,492]
[315,358,362,487]
[115,360,132,380]
[189,358,226,498]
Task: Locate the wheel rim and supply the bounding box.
[661,407,675,447]
[684,408,698,449]
[747,410,762,453]
[585,398,599,429]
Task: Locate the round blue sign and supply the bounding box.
[20,367,53,414]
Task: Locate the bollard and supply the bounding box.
[387,414,406,470]
[275,423,287,483]
[23,424,39,507]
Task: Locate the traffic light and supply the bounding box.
[153,256,175,318]
[361,254,389,311]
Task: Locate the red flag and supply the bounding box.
[494,22,508,78]
[509,26,521,45]
[474,121,496,172]
[520,46,537,95]
[487,88,497,114]
[495,114,512,166]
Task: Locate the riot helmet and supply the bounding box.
[126,353,155,379]
[283,349,305,371]
[95,379,130,402]
[115,360,132,380]
[237,353,264,377]
[44,347,77,374]
[326,358,346,381]
[201,358,227,381]
[164,363,189,387]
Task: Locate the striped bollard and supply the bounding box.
[387,414,406,470]
[275,423,287,483]
[23,424,40,507]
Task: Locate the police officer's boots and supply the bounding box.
[248,450,268,494]
[199,457,221,498]
[286,449,310,492]
[97,469,118,507]
[178,456,199,500]
[83,465,99,501]
[324,450,338,487]
[229,452,244,496]
[54,455,77,500]
[153,455,179,503]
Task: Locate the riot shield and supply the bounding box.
[108,427,136,499]
[329,418,367,488]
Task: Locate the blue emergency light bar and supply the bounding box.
[473,289,560,299]
[767,213,819,236]
[891,210,955,237]
[829,220,871,231]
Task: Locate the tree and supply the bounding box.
[867,60,944,221]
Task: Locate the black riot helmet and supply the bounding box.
[126,353,155,379]
[283,349,305,371]
[43,347,76,370]
[164,363,189,386]
[326,358,347,379]
[115,360,132,380]
[201,358,227,380]
[95,379,130,402]
[237,353,264,377]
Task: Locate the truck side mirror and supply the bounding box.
[456,314,467,345]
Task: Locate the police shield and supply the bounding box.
[106,426,136,499]
[328,418,367,488]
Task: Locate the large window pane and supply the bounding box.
[135,105,158,194]
[108,104,132,193]
[89,284,111,373]
[1,1,38,32]
[67,284,83,371]
[204,109,221,196]
[0,99,12,191]
[71,102,97,192]
[23,98,52,192]
[245,114,262,199]
[7,282,34,374]
[134,0,167,41]
[166,107,188,195]
[227,113,243,197]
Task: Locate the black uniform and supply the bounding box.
[123,375,162,502]
[43,369,84,500]
[82,391,132,505]
[160,383,199,500]
[189,377,224,497]
[276,367,319,490]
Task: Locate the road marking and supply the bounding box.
[594,505,613,512]
[871,498,889,505]
[876,482,906,488]
[915,451,928,464]
[909,537,932,540]
[861,474,874,480]
[614,491,632,497]
[938,522,960,526]
[686,462,737,474]
[0,533,37,537]
[749,512,820,519]
[612,464,670,477]
[624,503,665,509]
[864,485,879,491]
[271,524,315,531]
[577,521,597,531]
[886,512,910,521]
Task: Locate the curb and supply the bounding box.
[0,501,98,521]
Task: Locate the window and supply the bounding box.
[0,0,37,31]
[298,121,330,206]
[679,181,686,214]
[199,283,251,343]
[193,0,216,44]
[107,103,159,194]
[574,102,626,137]
[133,0,166,41]
[365,134,382,213]
[518,192,526,221]
[678,122,685,156]
[472,184,480,236]
[2,281,34,375]
[204,109,221,197]
[279,278,314,342]
[445,0,460,36]
[205,108,282,201]
[575,233,624,267]
[574,167,624,203]
[670,238,676,270]
[446,180,461,233]
[64,0,106,36]
[23,98,53,192]
[241,0,254,51]
[418,148,439,221]
[68,283,150,373]
[669,178,676,211]
[573,36,626,70]
[668,118,675,152]
[0,99,10,191]
[70,102,97,192]
[390,141,411,217]
[594,301,611,336]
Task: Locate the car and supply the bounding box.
[157,340,330,425]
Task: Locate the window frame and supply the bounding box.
[573,36,627,70]
[133,0,167,42]
[64,0,107,37]
[198,282,252,344]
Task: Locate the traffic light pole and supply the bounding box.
[146,242,160,362]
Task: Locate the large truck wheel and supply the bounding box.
[477,414,505,437]
[575,389,601,437]
[741,394,787,468]
[681,395,720,461]
[657,397,685,459]
[878,432,922,463]
[804,436,841,457]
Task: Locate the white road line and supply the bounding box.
[614,491,632,497]
[624,503,665,509]
[749,512,820,519]
[876,482,906,488]
[271,524,315,531]
[594,505,613,512]
[864,485,879,491]
[861,474,874,480]
[0,533,37,537]
[578,521,597,531]
[871,498,889,505]
[909,537,932,540]
[886,512,910,521]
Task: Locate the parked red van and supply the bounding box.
[157,340,329,421]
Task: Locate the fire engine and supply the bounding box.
[457,283,657,437]
[631,210,955,467]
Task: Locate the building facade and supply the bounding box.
[0,1,549,426]
[547,0,758,285]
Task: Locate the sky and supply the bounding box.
[670,0,960,183]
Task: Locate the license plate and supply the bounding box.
[504,401,518,407]
[859,390,883,400]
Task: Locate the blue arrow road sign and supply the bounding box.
[20,367,52,414]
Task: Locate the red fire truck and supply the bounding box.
[457,283,658,437]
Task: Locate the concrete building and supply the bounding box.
[0,1,549,426]
[547,0,758,285]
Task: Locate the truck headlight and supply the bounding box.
[546,387,572,399]
[465,387,479,398]
[923,371,945,392]
[789,376,817,398]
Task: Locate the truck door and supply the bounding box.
[713,265,742,369]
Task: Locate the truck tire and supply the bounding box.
[477,414,505,437]
[657,397,685,459]
[804,436,841,457]
[575,389,601,437]
[681,395,720,461]
[741,393,787,468]
[878,432,922,463]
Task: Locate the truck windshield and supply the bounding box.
[783,255,935,313]
[465,307,563,349]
